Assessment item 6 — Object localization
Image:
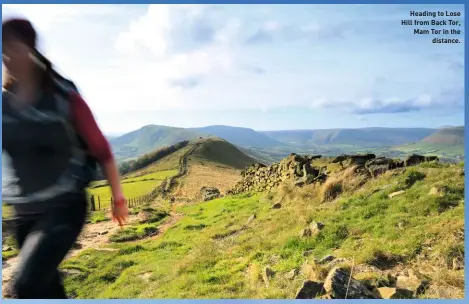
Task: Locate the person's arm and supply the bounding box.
[68,92,126,208]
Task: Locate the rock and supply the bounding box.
[285,268,299,280]
[323,267,381,299]
[428,186,447,197]
[99,231,109,236]
[377,287,413,299]
[388,190,405,198]
[271,202,282,209]
[425,156,439,162]
[200,187,221,201]
[300,228,312,237]
[318,255,335,264]
[295,281,325,299]
[452,257,464,270]
[262,266,275,287]
[247,214,256,224]
[310,221,325,235]
[404,154,426,167]
[396,273,428,296]
[72,242,83,250]
[303,250,314,257]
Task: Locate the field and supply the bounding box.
[60,162,464,299]
[88,169,178,209]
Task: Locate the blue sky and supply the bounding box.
[2,4,465,135]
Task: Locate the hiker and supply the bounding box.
[2,18,128,299]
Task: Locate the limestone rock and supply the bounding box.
[310,221,325,235]
[323,267,381,299]
[428,186,447,197]
[396,272,428,296]
[295,281,325,299]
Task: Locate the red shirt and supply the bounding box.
[69,92,113,164]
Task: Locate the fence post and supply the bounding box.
[111,197,113,209]
[98,196,101,210]
[90,195,96,212]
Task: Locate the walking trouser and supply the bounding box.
[11,194,87,299]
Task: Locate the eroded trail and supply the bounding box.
[2,208,183,298]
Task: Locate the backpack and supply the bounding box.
[53,74,99,187]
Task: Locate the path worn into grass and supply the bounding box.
[2,207,184,298]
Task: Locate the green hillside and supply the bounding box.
[188,138,258,170]
[386,127,464,162]
[59,161,464,299]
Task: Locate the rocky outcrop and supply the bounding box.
[200,187,220,201]
[323,267,381,299]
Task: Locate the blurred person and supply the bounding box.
[2,18,128,299]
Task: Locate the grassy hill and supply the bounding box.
[94,137,258,206]
[384,126,464,162]
[57,160,464,299]
[172,138,258,201]
[421,126,464,145]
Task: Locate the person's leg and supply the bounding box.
[13,194,87,299]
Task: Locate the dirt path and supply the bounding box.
[2,205,184,298]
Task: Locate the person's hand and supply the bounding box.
[112,196,128,227]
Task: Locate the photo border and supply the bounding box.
[0,0,467,303]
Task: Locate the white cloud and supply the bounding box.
[98,4,237,112]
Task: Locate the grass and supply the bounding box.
[60,162,464,299]
[190,138,257,170]
[2,234,19,261]
[88,180,157,206]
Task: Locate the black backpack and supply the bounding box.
[53,74,99,187]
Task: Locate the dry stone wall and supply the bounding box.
[228,153,439,195]
[228,154,326,195]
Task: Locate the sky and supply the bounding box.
[1,4,465,135]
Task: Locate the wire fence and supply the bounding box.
[87,187,161,212]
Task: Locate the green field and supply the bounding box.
[61,162,464,299]
[88,170,178,209]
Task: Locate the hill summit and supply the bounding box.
[421,126,464,145]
